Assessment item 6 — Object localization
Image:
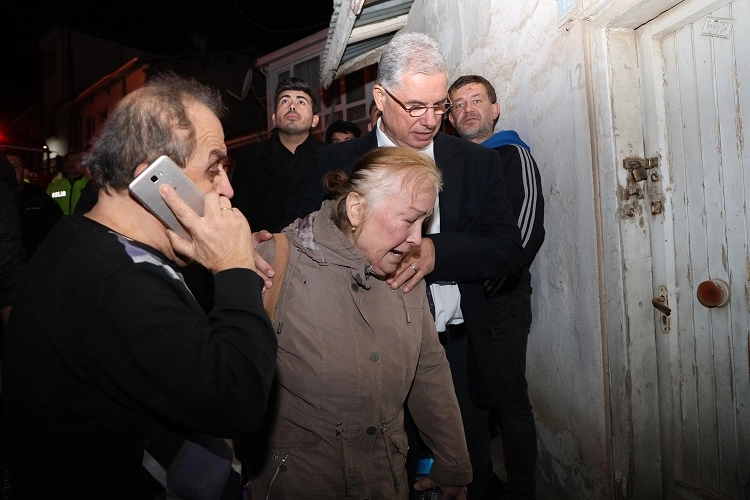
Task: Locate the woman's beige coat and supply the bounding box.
[249,200,471,499]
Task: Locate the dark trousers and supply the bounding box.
[406,334,491,499]
[487,280,537,499]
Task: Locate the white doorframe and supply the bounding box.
[590,23,662,499]
[585,1,688,497]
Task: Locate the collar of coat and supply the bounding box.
[286,199,376,290]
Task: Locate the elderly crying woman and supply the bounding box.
[246,146,471,499]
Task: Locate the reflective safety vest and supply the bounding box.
[46,176,89,215]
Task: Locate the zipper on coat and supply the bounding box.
[380,421,401,494]
[336,422,352,497]
[264,453,288,500]
[400,291,411,323]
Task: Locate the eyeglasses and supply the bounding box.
[381,87,452,117]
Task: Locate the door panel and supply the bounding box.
[637,0,750,497]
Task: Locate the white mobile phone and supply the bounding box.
[128,155,205,240]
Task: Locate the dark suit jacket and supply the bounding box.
[291,130,524,408]
[232,129,326,233]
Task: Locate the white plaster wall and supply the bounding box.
[408,1,610,497]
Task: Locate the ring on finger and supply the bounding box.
[410,263,418,272]
[220,206,232,211]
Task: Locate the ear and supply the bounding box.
[345,192,364,228]
[271,113,278,127]
[311,114,320,129]
[491,101,501,121]
[448,107,457,127]
[133,162,149,179]
[373,85,387,113]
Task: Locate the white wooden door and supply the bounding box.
[637,0,750,497]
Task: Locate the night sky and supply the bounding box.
[0,0,333,128]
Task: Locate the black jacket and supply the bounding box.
[231,129,326,233]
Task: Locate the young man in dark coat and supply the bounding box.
[230,77,326,233]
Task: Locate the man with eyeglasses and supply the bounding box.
[291,32,523,499]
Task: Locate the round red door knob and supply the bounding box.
[696,279,730,308]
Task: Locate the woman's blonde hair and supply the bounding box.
[323,146,443,231]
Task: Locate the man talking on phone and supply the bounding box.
[2,74,277,499]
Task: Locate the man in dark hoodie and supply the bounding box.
[448,74,545,500]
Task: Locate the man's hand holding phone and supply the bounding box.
[160,185,256,275]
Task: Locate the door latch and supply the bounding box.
[623,157,658,182]
[652,285,671,334]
